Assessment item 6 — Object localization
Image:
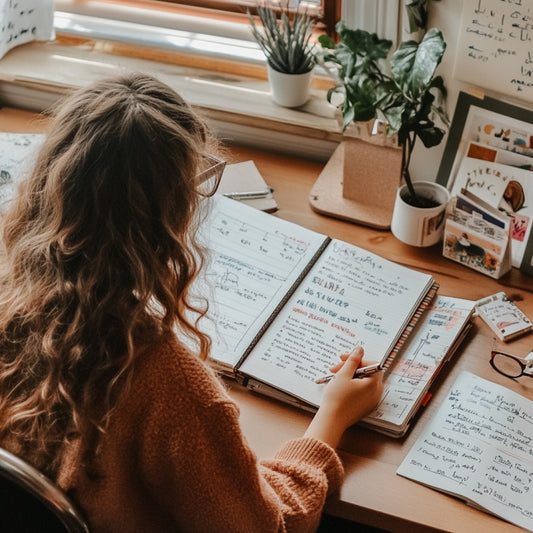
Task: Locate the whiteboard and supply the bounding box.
[455,0,533,103]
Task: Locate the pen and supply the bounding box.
[315,363,382,384]
[223,187,274,200]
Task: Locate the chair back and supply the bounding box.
[0,447,90,532]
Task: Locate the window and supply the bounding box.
[54,0,399,61]
[154,1,341,35]
[54,1,340,37]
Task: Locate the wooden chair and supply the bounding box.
[0,447,89,532]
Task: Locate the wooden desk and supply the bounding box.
[3,108,532,533]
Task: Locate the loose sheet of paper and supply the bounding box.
[0,132,45,213]
[0,0,54,59]
[398,371,533,532]
[238,239,433,407]
[476,291,532,341]
[194,196,328,370]
[363,296,475,430]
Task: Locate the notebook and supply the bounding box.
[193,195,437,412]
[398,371,533,531]
[360,295,475,436]
[217,160,278,212]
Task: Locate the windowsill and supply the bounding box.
[0,35,342,161]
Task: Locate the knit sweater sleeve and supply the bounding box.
[136,341,345,533]
[259,436,344,533]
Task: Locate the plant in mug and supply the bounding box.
[318,22,449,208]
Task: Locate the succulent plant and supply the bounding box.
[248,2,315,75]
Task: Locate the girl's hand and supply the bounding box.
[304,347,383,448]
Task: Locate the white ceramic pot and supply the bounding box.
[267,64,312,108]
[390,181,450,247]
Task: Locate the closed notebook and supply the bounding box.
[216,160,278,213]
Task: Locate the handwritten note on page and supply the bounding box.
[0,1,54,59]
[193,196,328,372]
[238,239,433,407]
[398,371,533,532]
[363,296,475,435]
[0,132,45,213]
[455,1,533,102]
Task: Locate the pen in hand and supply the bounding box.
[315,363,382,384]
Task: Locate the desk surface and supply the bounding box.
[2,107,533,533]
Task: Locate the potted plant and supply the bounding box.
[248,1,315,108]
[316,22,450,245]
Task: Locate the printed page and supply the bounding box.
[193,196,328,370]
[450,156,510,208]
[397,371,533,532]
[238,239,433,407]
[363,296,475,430]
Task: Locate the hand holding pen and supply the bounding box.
[306,346,383,443]
[316,348,383,384]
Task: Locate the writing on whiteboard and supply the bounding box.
[455,0,533,102]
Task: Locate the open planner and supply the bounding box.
[398,371,533,531]
[193,196,475,434]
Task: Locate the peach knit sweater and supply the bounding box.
[56,336,344,532]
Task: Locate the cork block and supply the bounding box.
[309,139,402,230]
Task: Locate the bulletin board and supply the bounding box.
[454,1,533,103]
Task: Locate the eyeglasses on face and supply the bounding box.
[196,154,226,198]
[490,351,533,379]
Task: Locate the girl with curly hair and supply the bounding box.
[0,72,382,533]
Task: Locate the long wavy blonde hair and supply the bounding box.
[0,72,212,476]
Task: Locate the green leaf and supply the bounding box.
[382,106,404,136]
[405,1,428,32]
[415,123,445,148]
[390,28,446,98]
[318,34,336,49]
[336,24,392,62]
[248,3,315,74]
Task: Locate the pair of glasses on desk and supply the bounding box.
[490,351,533,379]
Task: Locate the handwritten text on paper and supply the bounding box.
[398,372,533,532]
[239,239,432,407]
[455,1,533,102]
[364,297,474,427]
[195,199,326,368]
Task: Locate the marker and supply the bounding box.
[315,363,382,384]
[223,187,274,200]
